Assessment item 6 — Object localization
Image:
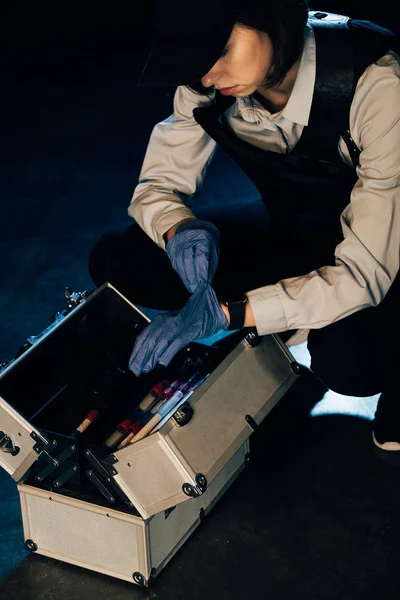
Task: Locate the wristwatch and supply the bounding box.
[221,298,248,330]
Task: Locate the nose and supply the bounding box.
[201,62,221,88]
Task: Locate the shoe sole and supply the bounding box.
[372,432,400,451]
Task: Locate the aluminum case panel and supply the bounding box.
[111,334,297,518]
[18,441,249,586]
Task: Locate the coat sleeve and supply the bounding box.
[129,86,217,248]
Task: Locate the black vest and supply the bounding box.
[193,12,397,256]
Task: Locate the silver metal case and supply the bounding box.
[0,283,299,585]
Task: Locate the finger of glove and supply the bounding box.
[202,285,229,334]
[141,337,171,371]
[129,338,153,376]
[167,230,219,292]
[158,291,214,366]
[139,319,180,372]
[178,241,218,292]
[158,286,228,366]
[156,294,205,366]
[129,332,161,376]
[135,311,182,374]
[128,314,170,375]
[186,239,219,286]
[181,285,228,340]
[158,334,190,367]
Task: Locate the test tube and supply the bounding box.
[125,413,162,443]
[71,410,99,439]
[117,383,184,447]
[115,420,143,449]
[141,380,181,421]
[103,418,132,449]
[134,380,170,415]
[148,377,196,416]
[151,373,210,434]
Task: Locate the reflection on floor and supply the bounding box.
[290,342,380,421]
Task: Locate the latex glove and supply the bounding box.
[129,284,228,376]
[166,220,220,293]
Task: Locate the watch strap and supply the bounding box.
[225,299,248,330]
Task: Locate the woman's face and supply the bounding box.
[201,24,273,97]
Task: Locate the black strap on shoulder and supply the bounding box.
[298,13,397,163]
[309,13,354,153]
[348,19,397,93]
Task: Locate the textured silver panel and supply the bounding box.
[148,499,199,570]
[115,439,187,510]
[149,441,248,571]
[25,494,141,577]
[200,440,249,513]
[169,335,295,477]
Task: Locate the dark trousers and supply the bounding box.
[88,221,400,417]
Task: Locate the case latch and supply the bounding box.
[0,359,14,374]
[0,431,20,456]
[13,289,90,359]
[65,288,90,309]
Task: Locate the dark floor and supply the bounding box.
[1,4,400,599]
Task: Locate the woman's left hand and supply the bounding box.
[129,284,228,376]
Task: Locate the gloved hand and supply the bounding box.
[166,220,220,293]
[129,284,228,376]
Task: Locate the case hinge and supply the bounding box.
[30,431,58,470]
[85,449,117,479]
[132,569,156,587]
[182,473,208,498]
[101,453,119,476]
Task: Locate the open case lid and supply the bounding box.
[0,284,150,481]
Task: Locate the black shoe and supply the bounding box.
[372,428,400,451]
[372,404,400,452]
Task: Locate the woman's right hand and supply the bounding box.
[165,219,221,294]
